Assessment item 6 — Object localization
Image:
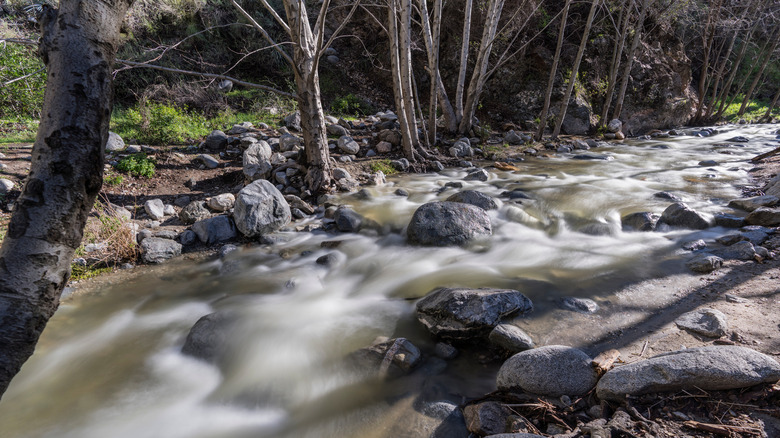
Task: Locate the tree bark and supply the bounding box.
[536,0,571,140]
[552,0,600,139]
[713,27,756,119]
[762,85,780,122]
[387,0,416,159]
[0,0,134,399]
[455,0,473,123]
[418,0,444,145]
[612,0,649,122]
[598,0,630,130]
[692,0,722,122]
[738,33,779,116]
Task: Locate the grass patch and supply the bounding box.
[70,264,113,281]
[720,96,780,122]
[104,173,124,186]
[76,198,138,267]
[369,159,397,175]
[0,119,38,144]
[116,153,156,178]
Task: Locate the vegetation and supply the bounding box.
[0,39,45,120]
[116,153,156,178]
[368,159,398,175]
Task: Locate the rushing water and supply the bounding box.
[1,125,779,438]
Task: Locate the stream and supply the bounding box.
[1,124,779,438]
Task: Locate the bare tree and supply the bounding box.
[737,29,779,116]
[691,0,724,122]
[536,0,572,140]
[611,0,650,122]
[0,0,136,399]
[598,0,632,130]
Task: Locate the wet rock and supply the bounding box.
[682,239,706,251]
[243,141,273,181]
[728,195,779,212]
[698,160,718,166]
[621,212,659,231]
[446,190,499,211]
[205,130,228,151]
[334,206,363,232]
[207,193,235,212]
[179,201,211,225]
[464,402,512,436]
[607,119,622,133]
[713,240,758,260]
[105,131,125,151]
[337,135,360,154]
[726,136,749,143]
[407,201,492,246]
[497,345,598,397]
[561,297,599,313]
[181,312,237,362]
[144,199,165,221]
[501,189,531,200]
[654,191,681,201]
[140,237,182,264]
[596,346,780,402]
[489,324,534,353]
[573,153,614,161]
[716,233,746,246]
[745,207,780,226]
[675,308,728,337]
[347,337,421,377]
[416,287,533,340]
[714,213,744,228]
[234,180,291,237]
[658,202,710,229]
[740,225,771,245]
[192,215,238,244]
[434,342,458,359]
[179,230,198,246]
[449,138,473,157]
[464,168,489,181]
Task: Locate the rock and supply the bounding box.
[207,193,235,212]
[740,225,770,245]
[227,122,252,135]
[658,202,710,229]
[621,212,659,231]
[559,93,594,135]
[573,139,590,150]
[698,160,718,166]
[395,188,409,197]
[561,297,599,313]
[416,287,533,340]
[435,342,459,359]
[504,130,525,145]
[140,237,182,264]
[334,207,363,232]
[179,230,198,246]
[407,201,492,246]
[607,119,622,133]
[654,191,681,201]
[378,129,401,146]
[196,154,219,169]
[234,180,291,237]
[496,346,599,397]
[745,207,780,226]
[615,131,626,140]
[714,213,744,228]
[179,201,211,225]
[347,338,421,377]
[326,124,348,136]
[464,168,489,181]
[105,131,125,151]
[596,346,780,402]
[716,233,746,246]
[284,111,301,131]
[376,141,393,153]
[204,130,228,151]
[144,199,165,221]
[726,136,749,143]
[682,239,706,251]
[392,158,410,172]
[573,153,614,161]
[337,135,360,154]
[243,141,273,181]
[181,312,237,362]
[676,308,728,337]
[279,134,301,152]
[126,145,142,153]
[489,324,534,353]
[728,195,779,212]
[713,240,758,260]
[154,230,178,240]
[192,215,238,244]
[449,138,473,157]
[464,402,512,436]
[446,190,499,211]
[136,229,152,244]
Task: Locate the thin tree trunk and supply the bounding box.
[762,86,780,122]
[738,33,779,116]
[455,0,473,123]
[387,0,416,159]
[536,0,571,141]
[704,31,737,120]
[693,0,723,122]
[418,0,443,146]
[552,0,600,138]
[713,28,756,118]
[0,0,135,399]
[612,0,649,122]
[598,0,630,130]
[398,0,420,154]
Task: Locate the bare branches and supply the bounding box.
[230,0,294,66]
[2,68,45,86]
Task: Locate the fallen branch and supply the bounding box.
[751,146,780,162]
[683,420,762,436]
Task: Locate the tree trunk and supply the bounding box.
[762,86,780,122]
[0,0,134,400]
[455,0,473,124]
[713,28,755,119]
[692,0,722,123]
[551,0,600,139]
[387,0,416,159]
[536,0,571,141]
[598,0,630,130]
[704,31,737,120]
[738,34,779,116]
[612,0,649,122]
[398,0,420,155]
[418,0,444,145]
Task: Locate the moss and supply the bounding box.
[369,159,398,175]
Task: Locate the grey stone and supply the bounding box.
[337,135,360,154]
[682,239,707,251]
[726,136,749,143]
[416,287,533,340]
[347,338,421,377]
[125,145,142,153]
[434,342,459,359]
[154,230,178,240]
[659,202,710,229]
[675,308,728,337]
[140,237,182,264]
[392,158,410,171]
[496,345,598,397]
[376,141,393,153]
[449,138,473,157]
[489,324,534,353]
[699,160,718,166]
[136,229,152,244]
[573,153,614,161]
[334,207,363,232]
[716,233,746,246]
[446,190,499,210]
[607,119,622,133]
[504,130,525,145]
[279,134,302,152]
[204,130,228,151]
[561,297,599,313]
[179,230,198,246]
[714,213,745,228]
[196,154,219,169]
[746,207,780,226]
[464,402,512,436]
[714,240,758,260]
[378,129,401,146]
[243,141,273,181]
[621,212,659,231]
[326,124,348,136]
[144,199,165,221]
[227,122,252,135]
[179,201,211,225]
[284,111,301,131]
[728,195,779,212]
[740,225,771,245]
[484,434,546,438]
[654,191,682,201]
[181,312,237,362]
[464,168,489,181]
[207,193,235,212]
[234,179,291,237]
[596,346,780,402]
[407,201,492,246]
[163,204,176,216]
[192,215,238,244]
[105,131,125,151]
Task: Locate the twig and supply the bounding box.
[683,420,762,436]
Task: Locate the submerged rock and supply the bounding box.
[446,190,499,211]
[407,201,492,246]
[621,212,659,231]
[346,337,421,378]
[181,312,237,362]
[560,297,599,313]
[496,345,598,397]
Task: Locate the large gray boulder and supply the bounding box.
[727,195,779,212]
[140,237,182,264]
[449,138,473,157]
[416,287,533,340]
[745,207,780,226]
[686,253,723,273]
[658,202,710,229]
[192,215,238,244]
[596,346,780,402]
[407,201,492,246]
[337,135,360,154]
[446,190,498,211]
[144,199,165,221]
[234,179,291,237]
[284,111,301,131]
[105,131,125,151]
[496,345,598,397]
[181,312,237,362]
[205,130,228,151]
[242,140,273,181]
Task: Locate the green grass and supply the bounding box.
[368,159,398,175]
[104,173,124,186]
[0,119,38,145]
[116,153,156,178]
[70,264,113,281]
[720,96,780,122]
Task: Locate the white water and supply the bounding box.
[1,125,778,438]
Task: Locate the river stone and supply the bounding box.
[621,212,659,231]
[179,229,198,246]
[337,135,360,154]
[416,287,533,340]
[595,346,780,402]
[234,179,291,237]
[279,134,301,152]
[140,237,182,264]
[504,130,525,145]
[682,239,706,251]
[607,119,622,133]
[464,402,512,436]
[464,168,489,182]
[745,207,780,226]
[243,141,273,181]
[144,199,165,221]
[489,324,534,353]
[658,202,710,229]
[686,254,723,273]
[284,111,301,131]
[326,124,348,136]
[714,240,758,260]
[740,225,771,245]
[207,193,235,212]
[449,138,473,157]
[726,136,749,143]
[446,190,498,211]
[205,130,228,151]
[561,297,599,313]
[105,131,125,151]
[196,154,219,169]
[192,215,238,244]
[179,201,211,225]
[496,345,598,397]
[181,312,237,362]
[347,337,421,378]
[675,308,728,337]
[334,206,363,232]
[714,213,745,228]
[654,191,682,201]
[728,195,779,212]
[407,201,492,246]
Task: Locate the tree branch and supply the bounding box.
[320,0,361,56]
[230,0,295,66]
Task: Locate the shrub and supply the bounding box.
[112,102,208,145]
[116,153,156,178]
[0,42,45,119]
[74,199,138,271]
[369,159,397,175]
[104,174,124,186]
[331,94,366,116]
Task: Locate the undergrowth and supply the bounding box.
[369,159,397,175]
[116,153,156,178]
[74,198,138,272]
[720,97,780,122]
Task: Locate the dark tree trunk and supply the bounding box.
[536,0,571,141]
[0,0,134,399]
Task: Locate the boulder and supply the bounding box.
[140,237,182,264]
[284,111,301,131]
[337,135,360,154]
[449,138,473,157]
[496,345,598,397]
[727,195,779,212]
[376,141,393,153]
[745,207,780,226]
[658,202,710,229]
[181,312,237,362]
[243,141,273,181]
[446,190,499,211]
[464,402,512,436]
[416,287,533,339]
[621,212,659,231]
[407,201,492,246]
[334,206,363,232]
[607,119,622,133]
[489,324,535,353]
[675,308,728,337]
[378,129,402,146]
[596,346,780,402]
[105,131,125,151]
[196,154,219,169]
[144,199,165,221]
[227,122,252,135]
[326,124,348,137]
[713,240,758,260]
[204,130,228,151]
[504,130,525,145]
[179,230,198,246]
[0,178,14,194]
[234,179,291,237]
[714,213,744,228]
[346,337,421,378]
[179,201,211,225]
[192,215,238,244]
[207,193,235,212]
[464,168,489,181]
[686,254,723,273]
[559,93,594,135]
